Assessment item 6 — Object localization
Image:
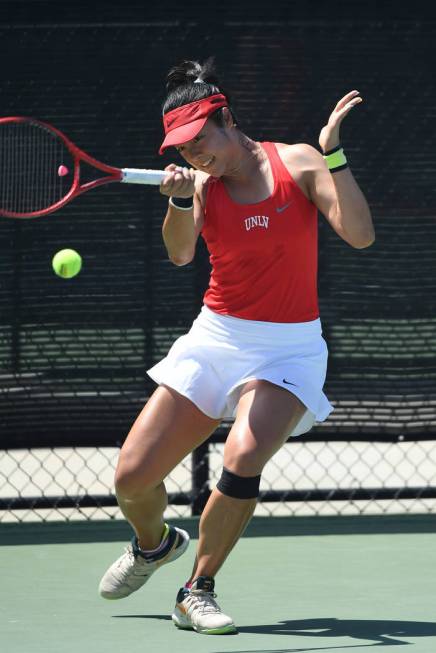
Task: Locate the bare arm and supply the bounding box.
[160,164,205,266]
[302,89,375,249]
[295,144,375,249]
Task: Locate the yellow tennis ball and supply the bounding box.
[52,249,82,279]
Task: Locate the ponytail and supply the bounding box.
[162,57,237,128]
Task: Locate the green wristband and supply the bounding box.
[323,146,348,172]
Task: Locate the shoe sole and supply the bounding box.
[178,623,237,635]
[172,613,237,635]
[99,527,190,600]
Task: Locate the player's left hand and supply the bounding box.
[319,90,363,153]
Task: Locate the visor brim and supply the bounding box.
[159,117,207,155]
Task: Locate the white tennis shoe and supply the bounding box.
[99,525,189,600]
[172,576,237,635]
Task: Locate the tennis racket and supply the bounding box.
[0,116,169,218]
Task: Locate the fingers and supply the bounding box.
[160,165,196,198]
[335,90,363,111]
[320,90,363,151]
[328,90,363,128]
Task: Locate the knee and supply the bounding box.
[114,452,159,500]
[224,440,267,477]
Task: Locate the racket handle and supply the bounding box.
[121,168,168,185]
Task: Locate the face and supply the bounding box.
[175,112,235,177]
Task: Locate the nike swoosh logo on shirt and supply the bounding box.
[283,379,298,386]
[276,202,292,213]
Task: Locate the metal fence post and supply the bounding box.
[191,441,210,515]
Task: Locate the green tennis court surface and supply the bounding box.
[2,516,436,653]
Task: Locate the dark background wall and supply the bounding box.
[0,0,435,447]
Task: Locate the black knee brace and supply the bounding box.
[216,467,261,499]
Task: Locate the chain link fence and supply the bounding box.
[1,436,436,522]
[1,10,436,523]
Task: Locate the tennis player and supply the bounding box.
[99,58,374,634]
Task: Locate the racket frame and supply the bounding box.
[0,116,166,218]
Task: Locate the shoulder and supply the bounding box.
[275,142,324,171]
[274,142,324,201]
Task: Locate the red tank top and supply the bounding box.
[201,141,319,323]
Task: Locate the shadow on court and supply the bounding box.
[113,614,172,621]
[236,617,436,647]
[112,616,436,649]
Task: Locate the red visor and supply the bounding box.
[159,93,228,155]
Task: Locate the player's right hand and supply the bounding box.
[160,163,196,199]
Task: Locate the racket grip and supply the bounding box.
[121,168,168,185]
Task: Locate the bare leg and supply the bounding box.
[188,490,256,582]
[115,385,220,549]
[189,380,306,581]
[116,482,168,550]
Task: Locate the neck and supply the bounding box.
[223,134,265,183]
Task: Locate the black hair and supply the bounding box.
[162,57,237,128]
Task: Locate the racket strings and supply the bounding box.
[0,121,73,215]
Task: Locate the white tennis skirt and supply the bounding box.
[147,305,333,437]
